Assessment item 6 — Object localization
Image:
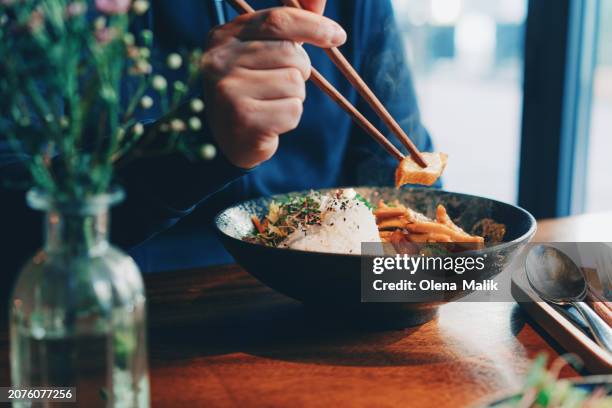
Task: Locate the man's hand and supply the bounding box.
[201,4,346,169]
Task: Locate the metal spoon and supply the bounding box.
[525,244,612,353]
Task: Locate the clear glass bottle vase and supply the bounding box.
[10,188,150,407]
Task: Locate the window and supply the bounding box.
[392,0,527,203]
[585,0,612,212]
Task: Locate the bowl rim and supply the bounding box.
[214,186,538,258]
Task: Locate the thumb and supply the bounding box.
[281,0,327,15]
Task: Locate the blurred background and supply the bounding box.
[391,0,612,214]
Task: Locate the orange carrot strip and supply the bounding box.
[251,215,265,234]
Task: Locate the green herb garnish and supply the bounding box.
[249,192,323,247]
[495,354,611,407]
[356,193,373,210]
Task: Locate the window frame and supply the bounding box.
[519,0,601,218]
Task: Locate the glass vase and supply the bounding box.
[10,188,150,407]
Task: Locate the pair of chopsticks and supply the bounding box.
[225,0,427,167]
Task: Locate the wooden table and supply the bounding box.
[1,212,610,407]
[534,212,612,242]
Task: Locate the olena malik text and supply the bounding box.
[372,279,499,292]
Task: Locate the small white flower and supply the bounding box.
[188,117,202,131]
[190,98,205,113]
[170,119,186,132]
[123,33,135,46]
[132,60,151,75]
[117,128,126,141]
[44,114,54,123]
[200,144,217,160]
[94,16,106,30]
[140,95,154,109]
[132,0,149,15]
[139,47,150,59]
[133,123,144,136]
[126,45,139,59]
[152,75,167,91]
[60,116,70,129]
[166,53,182,70]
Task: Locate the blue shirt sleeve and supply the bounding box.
[114,143,248,247]
[341,0,435,186]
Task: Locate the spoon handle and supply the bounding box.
[573,301,612,353]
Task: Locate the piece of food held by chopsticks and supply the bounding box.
[395,152,448,188]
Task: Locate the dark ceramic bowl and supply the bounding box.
[215,187,536,328]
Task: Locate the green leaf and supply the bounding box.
[524,353,548,388]
[356,193,373,210]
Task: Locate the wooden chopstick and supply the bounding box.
[587,288,612,327]
[280,0,427,168]
[309,69,404,161]
[589,289,612,312]
[224,0,413,163]
[322,47,426,167]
